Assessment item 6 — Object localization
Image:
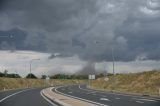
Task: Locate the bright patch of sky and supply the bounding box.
[0,51,159,77]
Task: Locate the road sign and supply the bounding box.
[46,76,50,80]
[89,75,95,80]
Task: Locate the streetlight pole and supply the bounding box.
[29,59,40,79]
[112,45,116,91]
[112,46,115,75]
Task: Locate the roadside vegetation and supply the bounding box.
[0,70,160,96]
[90,70,160,96]
[0,77,87,91]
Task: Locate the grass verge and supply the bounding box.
[0,78,87,91]
[90,71,160,96]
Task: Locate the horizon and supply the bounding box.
[1,0,160,76]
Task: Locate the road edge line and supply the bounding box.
[0,88,32,103]
[79,85,160,101]
[54,86,108,106]
[40,90,60,106]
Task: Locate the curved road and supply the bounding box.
[1,85,160,106]
[54,85,160,106]
[0,88,55,106]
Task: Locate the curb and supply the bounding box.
[54,86,107,106]
[41,88,72,106]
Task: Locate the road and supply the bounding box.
[54,85,160,106]
[0,88,56,106]
[1,85,160,106]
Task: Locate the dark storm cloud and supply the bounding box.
[0,28,26,50]
[115,20,160,61]
[0,0,160,61]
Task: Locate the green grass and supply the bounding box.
[91,70,160,96]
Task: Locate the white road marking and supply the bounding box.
[79,85,160,101]
[54,86,109,106]
[132,98,158,102]
[102,95,107,97]
[0,89,32,103]
[100,98,110,101]
[138,98,157,102]
[136,101,144,104]
[40,90,58,106]
[115,97,120,99]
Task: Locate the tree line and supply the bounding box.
[0,70,21,78]
[0,70,114,79]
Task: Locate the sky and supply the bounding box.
[0,0,160,77]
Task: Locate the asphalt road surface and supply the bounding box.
[0,88,55,106]
[54,85,160,106]
[1,85,160,106]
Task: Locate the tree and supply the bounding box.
[26,73,37,79]
[41,75,47,79]
[96,73,105,78]
[0,72,4,77]
[7,73,21,78]
[50,74,88,79]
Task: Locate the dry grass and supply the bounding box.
[0,71,160,96]
[91,71,160,96]
[0,78,87,91]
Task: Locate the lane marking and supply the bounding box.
[132,98,158,102]
[136,101,144,104]
[54,86,109,106]
[115,98,120,100]
[79,85,160,101]
[137,98,157,102]
[102,96,107,98]
[100,98,110,101]
[0,88,32,103]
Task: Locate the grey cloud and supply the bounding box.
[146,0,160,10]
[0,0,160,62]
[0,41,13,50]
[76,62,96,75]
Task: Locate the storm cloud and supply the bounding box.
[0,0,160,62]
